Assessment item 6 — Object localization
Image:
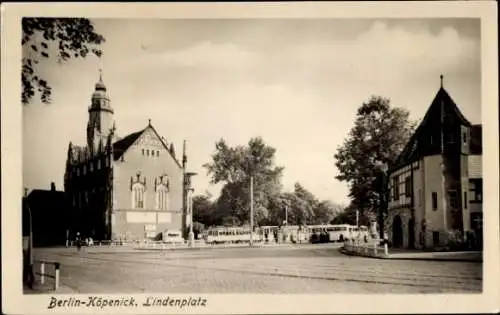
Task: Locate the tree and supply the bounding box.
[192,194,216,227]
[22,18,105,105]
[203,137,284,226]
[334,96,416,217]
[314,200,343,225]
[290,183,318,225]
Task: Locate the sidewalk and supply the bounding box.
[23,282,77,294]
[387,250,482,262]
[340,245,482,262]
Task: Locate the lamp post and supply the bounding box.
[185,172,197,247]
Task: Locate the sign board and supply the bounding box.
[144,224,157,232]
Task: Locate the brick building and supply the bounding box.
[64,72,190,241]
[386,76,482,249]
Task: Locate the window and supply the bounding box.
[147,150,150,157]
[97,159,101,170]
[469,179,482,203]
[463,131,467,143]
[142,149,145,156]
[432,192,438,210]
[83,165,87,175]
[90,162,93,172]
[464,192,468,209]
[76,168,80,176]
[156,185,169,210]
[392,177,399,201]
[132,183,145,209]
[448,190,458,210]
[157,150,160,157]
[405,177,412,197]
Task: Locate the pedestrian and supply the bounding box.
[76,232,82,252]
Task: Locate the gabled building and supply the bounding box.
[64,72,191,242]
[24,183,69,247]
[386,76,482,249]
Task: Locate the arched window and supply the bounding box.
[132,182,145,209]
[156,184,169,210]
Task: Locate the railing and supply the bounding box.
[34,260,60,291]
[343,238,389,257]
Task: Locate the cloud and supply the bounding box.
[23,19,481,205]
[136,40,258,70]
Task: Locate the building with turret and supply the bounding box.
[64,72,190,242]
[386,75,482,250]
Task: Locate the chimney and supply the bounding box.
[51,182,56,192]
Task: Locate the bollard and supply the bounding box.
[384,242,389,256]
[54,263,60,291]
[40,262,45,284]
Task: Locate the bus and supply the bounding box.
[205,226,262,244]
[325,224,356,242]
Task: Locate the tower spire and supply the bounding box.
[99,68,103,82]
[440,74,444,88]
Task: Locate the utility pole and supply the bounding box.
[186,172,197,247]
[250,176,254,247]
[356,209,359,227]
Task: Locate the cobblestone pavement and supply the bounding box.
[30,244,482,294]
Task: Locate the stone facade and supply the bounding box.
[64,73,188,241]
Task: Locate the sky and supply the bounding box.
[22,18,481,205]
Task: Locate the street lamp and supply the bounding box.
[374,161,388,241]
[185,172,197,247]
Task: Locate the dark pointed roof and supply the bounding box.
[390,86,472,171]
[112,129,145,160]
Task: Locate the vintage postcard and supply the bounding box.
[1,1,499,314]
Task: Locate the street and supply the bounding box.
[31,244,482,294]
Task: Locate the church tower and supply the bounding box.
[87,70,115,152]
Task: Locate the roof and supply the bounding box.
[112,124,183,168]
[390,87,473,172]
[112,129,145,160]
[26,189,67,211]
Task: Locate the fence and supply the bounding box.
[34,260,60,291]
[343,239,389,258]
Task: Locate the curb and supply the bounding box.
[339,247,482,262]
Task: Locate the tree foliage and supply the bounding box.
[203,137,284,225]
[22,18,105,105]
[198,137,344,228]
[334,96,416,215]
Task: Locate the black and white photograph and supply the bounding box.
[2,2,498,314]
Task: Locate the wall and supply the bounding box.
[422,155,448,246]
[111,127,184,240]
